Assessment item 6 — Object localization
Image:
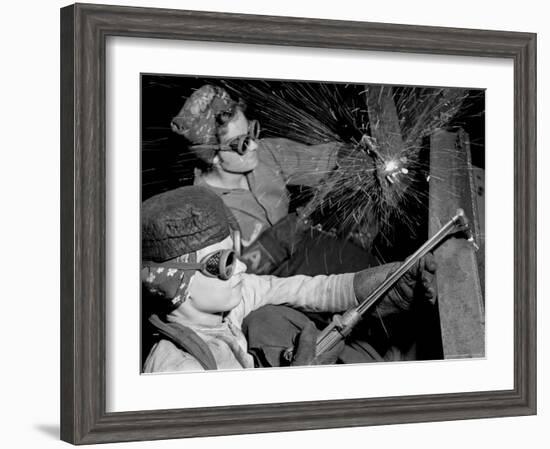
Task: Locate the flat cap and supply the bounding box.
[142,186,231,262]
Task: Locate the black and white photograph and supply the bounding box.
[140,75,485,373]
[2,0,544,447]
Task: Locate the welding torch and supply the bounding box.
[314,208,478,360]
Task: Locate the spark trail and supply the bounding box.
[223,80,480,250]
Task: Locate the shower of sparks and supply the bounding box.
[140,76,482,250]
[222,80,480,247]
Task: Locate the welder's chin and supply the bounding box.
[221,283,243,312]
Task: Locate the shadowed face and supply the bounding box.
[216,109,259,173]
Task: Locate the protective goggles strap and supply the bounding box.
[189,120,260,155]
[146,249,236,280]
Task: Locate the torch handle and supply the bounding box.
[315,208,468,357]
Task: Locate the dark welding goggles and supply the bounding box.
[148,249,238,281]
[191,120,260,156]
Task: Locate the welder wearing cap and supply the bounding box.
[141,186,437,372]
[170,85,376,278]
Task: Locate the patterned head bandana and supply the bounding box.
[170,85,237,163]
[141,253,197,311]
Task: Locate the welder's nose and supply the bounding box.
[170,116,186,134]
[235,259,248,275]
[248,139,259,152]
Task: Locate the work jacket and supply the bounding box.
[143,271,356,372]
[194,137,341,247]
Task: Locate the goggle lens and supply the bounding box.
[204,251,221,276]
[249,120,260,139]
[202,249,236,280]
[229,136,254,155]
[226,120,260,155]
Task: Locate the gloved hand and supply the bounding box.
[353,253,437,318]
[336,142,377,173]
[289,321,345,366]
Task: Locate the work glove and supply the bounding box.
[353,253,437,318]
[289,321,345,366]
[335,142,377,174]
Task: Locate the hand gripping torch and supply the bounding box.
[314,208,478,360]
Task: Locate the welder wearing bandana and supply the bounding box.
[170,84,376,277]
[141,186,437,372]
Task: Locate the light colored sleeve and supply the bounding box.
[142,340,204,373]
[259,138,341,187]
[229,273,358,326]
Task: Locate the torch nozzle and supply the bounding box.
[452,208,479,251]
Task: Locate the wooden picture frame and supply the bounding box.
[60,3,536,444]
